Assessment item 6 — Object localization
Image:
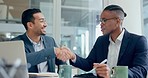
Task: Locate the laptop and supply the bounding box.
[0,40,27,65]
[0,41,59,78]
[0,40,29,78]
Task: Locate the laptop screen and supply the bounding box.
[0,40,29,78]
[0,41,27,65]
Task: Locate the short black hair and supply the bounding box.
[21,8,41,30]
[103,5,127,17]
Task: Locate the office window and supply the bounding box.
[143,0,148,40]
[0,0,29,23]
[61,0,102,57]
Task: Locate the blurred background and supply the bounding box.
[0,0,148,75]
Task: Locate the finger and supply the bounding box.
[61,47,76,60]
[96,64,108,71]
[96,71,110,78]
[62,47,71,52]
[95,64,110,78]
[57,55,67,62]
[55,48,63,56]
[62,48,73,59]
[93,63,100,68]
[60,51,71,62]
[56,50,66,61]
[62,51,70,61]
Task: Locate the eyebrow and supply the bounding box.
[38,18,46,21]
[39,18,45,20]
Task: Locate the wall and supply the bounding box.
[103,0,143,35]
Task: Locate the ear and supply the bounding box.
[27,22,33,29]
[116,18,121,24]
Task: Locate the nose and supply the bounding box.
[100,22,103,27]
[44,21,47,27]
[100,22,105,29]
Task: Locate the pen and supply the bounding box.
[88,59,107,76]
[100,59,107,64]
[91,59,107,71]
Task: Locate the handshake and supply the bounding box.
[54,47,76,62]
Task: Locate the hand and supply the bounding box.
[54,47,67,61]
[61,47,76,60]
[54,47,61,57]
[54,47,76,62]
[93,63,110,78]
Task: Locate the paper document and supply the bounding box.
[29,72,59,77]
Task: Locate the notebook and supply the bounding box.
[29,72,59,78]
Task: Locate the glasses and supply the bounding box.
[99,17,118,23]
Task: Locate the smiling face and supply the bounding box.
[100,10,122,35]
[29,13,47,36]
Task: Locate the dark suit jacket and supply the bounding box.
[70,30,148,78]
[11,33,64,73]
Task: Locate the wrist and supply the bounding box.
[71,53,76,60]
[54,47,60,56]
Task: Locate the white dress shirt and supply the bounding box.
[26,34,48,72]
[107,29,125,69]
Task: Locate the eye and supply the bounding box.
[100,18,107,23]
[39,19,46,22]
[99,17,117,23]
[103,19,107,22]
[40,20,43,22]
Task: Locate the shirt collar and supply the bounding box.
[26,33,43,45]
[109,29,125,43]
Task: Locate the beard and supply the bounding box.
[41,33,46,35]
[41,32,46,35]
[40,29,46,35]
